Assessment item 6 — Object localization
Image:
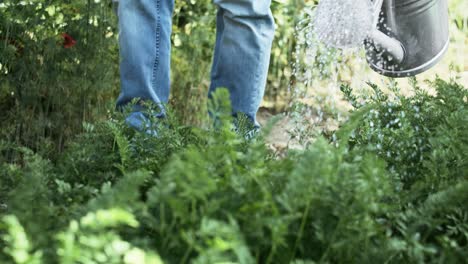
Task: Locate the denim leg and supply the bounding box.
[116,0,174,114]
[210,0,276,126]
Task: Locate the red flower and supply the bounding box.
[61,33,76,48]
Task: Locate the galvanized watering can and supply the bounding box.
[366,0,450,77]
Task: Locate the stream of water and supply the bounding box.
[287,0,385,145]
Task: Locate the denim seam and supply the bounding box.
[152,0,162,93]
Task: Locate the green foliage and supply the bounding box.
[1,0,467,262]
[169,0,216,125]
[0,215,42,264]
[336,78,468,263]
[449,0,468,32]
[1,209,163,264]
[1,81,466,263]
[267,0,308,107]
[56,208,162,264]
[0,0,119,158]
[340,77,468,201]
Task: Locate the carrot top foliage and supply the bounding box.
[1,78,467,263]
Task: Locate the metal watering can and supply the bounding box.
[366,0,450,77]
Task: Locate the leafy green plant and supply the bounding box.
[1,81,467,264]
[339,77,468,200]
[0,215,42,264]
[56,208,161,264]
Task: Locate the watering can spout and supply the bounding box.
[368,28,405,64]
[367,0,405,65]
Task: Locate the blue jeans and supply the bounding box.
[116,0,275,126]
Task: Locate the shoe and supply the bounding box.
[232,115,261,140]
[233,124,260,140]
[125,112,158,137]
[244,126,260,140]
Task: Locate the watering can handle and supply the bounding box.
[367,0,405,63]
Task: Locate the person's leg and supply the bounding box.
[116,0,174,116]
[210,0,276,126]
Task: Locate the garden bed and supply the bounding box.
[1,78,467,263]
